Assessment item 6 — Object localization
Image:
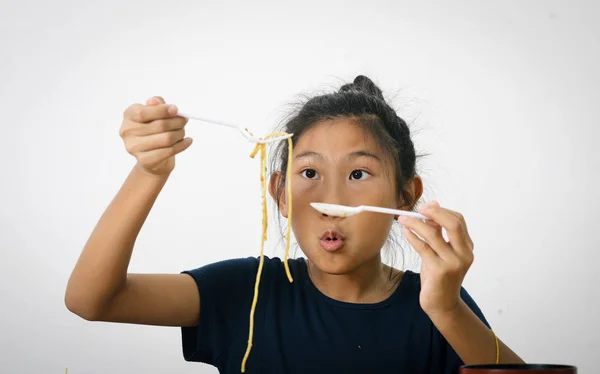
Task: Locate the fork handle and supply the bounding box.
[177,111,238,130]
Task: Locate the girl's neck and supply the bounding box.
[306,254,402,304]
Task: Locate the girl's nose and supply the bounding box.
[317,177,350,218]
[321,212,338,219]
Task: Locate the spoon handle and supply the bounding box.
[360,206,427,220]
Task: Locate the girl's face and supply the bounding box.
[272,118,406,275]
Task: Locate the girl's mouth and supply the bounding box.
[319,230,345,252]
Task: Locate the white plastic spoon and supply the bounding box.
[310,202,427,220]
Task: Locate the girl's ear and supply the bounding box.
[268,172,288,218]
[397,175,424,212]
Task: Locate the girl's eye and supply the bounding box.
[301,169,320,179]
[349,170,371,181]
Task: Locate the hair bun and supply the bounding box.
[339,75,385,100]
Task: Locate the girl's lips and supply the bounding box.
[320,230,345,252]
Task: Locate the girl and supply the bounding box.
[65,76,524,373]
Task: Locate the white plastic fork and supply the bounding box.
[310,202,427,220]
[177,111,293,144]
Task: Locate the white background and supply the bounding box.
[1,0,598,373]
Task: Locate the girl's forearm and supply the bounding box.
[429,301,525,365]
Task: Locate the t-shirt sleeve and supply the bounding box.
[443,287,492,374]
[180,256,260,365]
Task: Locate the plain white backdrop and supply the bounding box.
[1,0,599,373]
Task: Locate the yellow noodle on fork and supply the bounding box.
[241,132,293,372]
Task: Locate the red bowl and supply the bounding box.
[459,364,577,373]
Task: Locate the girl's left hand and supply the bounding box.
[398,201,474,317]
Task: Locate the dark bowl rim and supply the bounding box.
[461,363,577,370]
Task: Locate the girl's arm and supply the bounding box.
[65,164,199,326]
[398,201,524,365]
[429,301,524,364]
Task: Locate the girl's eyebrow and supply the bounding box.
[294,150,381,163]
[294,151,324,161]
[347,150,381,163]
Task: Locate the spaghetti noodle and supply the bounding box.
[241,132,294,372]
[492,329,499,364]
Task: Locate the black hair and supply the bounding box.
[270,75,423,273]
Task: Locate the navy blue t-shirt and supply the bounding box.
[181,256,490,374]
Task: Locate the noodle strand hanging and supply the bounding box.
[241,133,293,372]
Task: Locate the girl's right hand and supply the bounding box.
[120,96,193,176]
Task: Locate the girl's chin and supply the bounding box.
[305,252,364,276]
